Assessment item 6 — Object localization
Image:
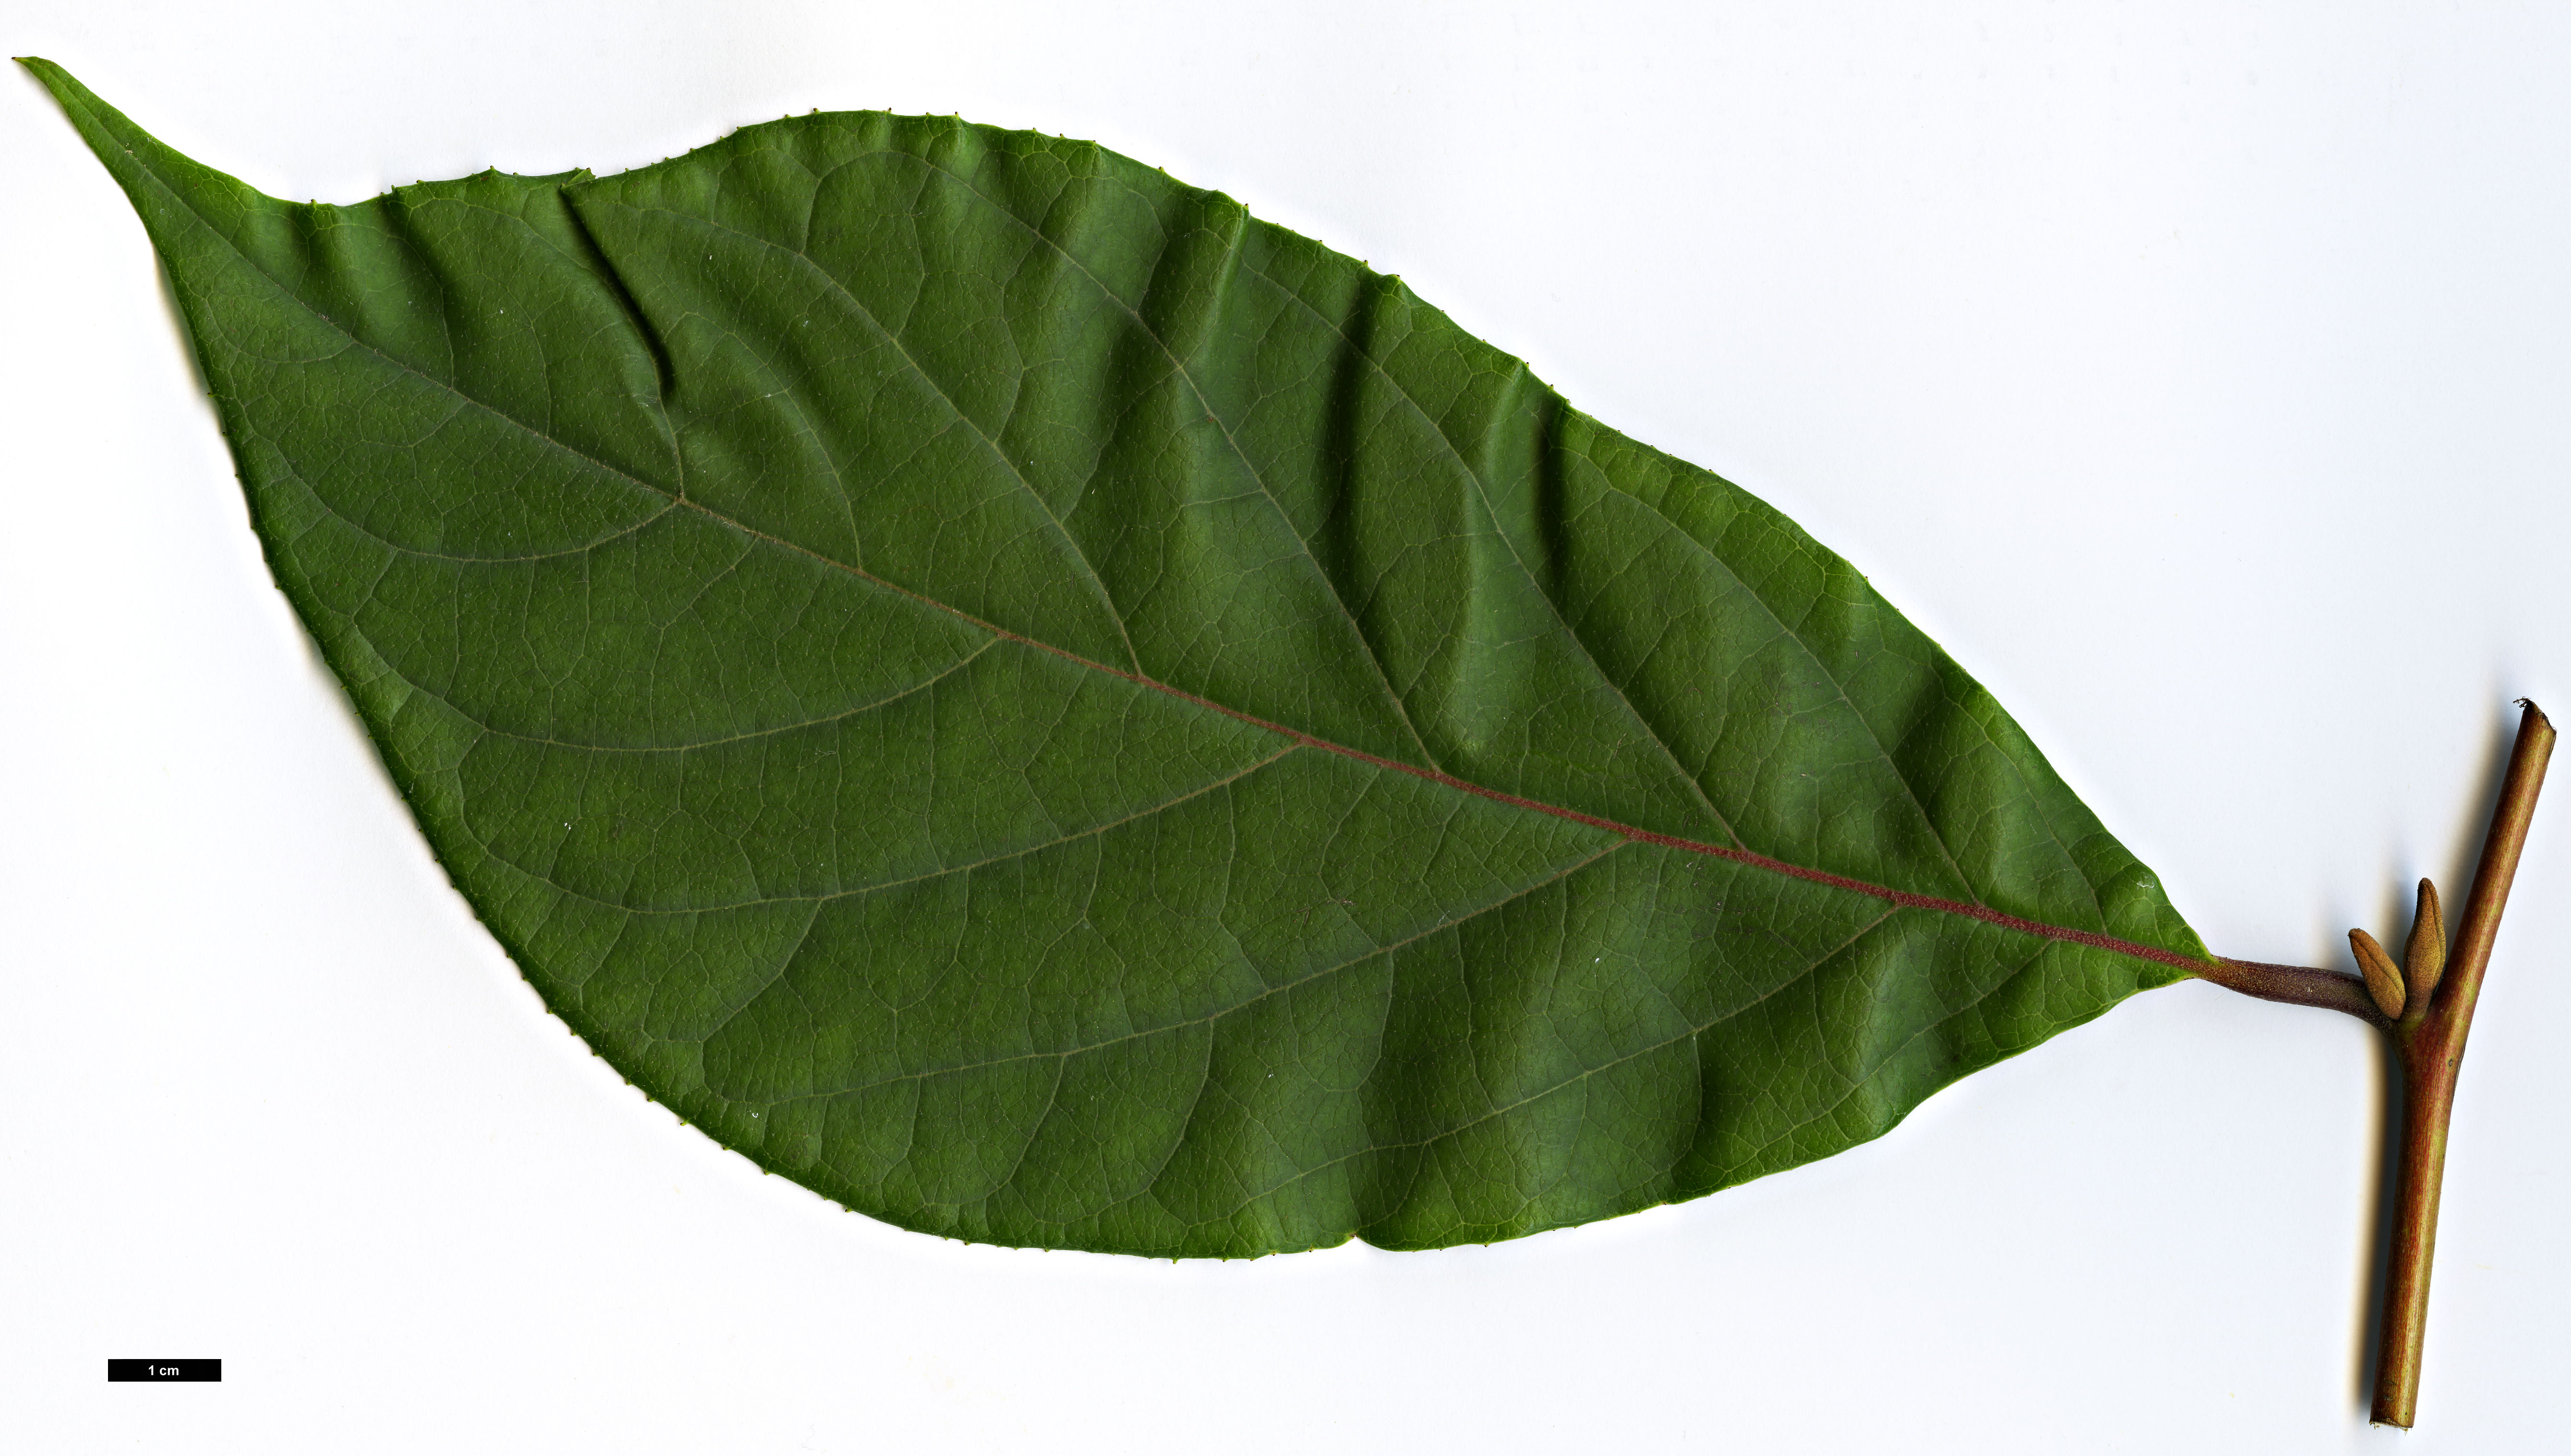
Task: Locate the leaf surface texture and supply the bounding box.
[34,61,2205,1255]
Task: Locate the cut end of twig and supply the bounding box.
[2351,927,2406,1019]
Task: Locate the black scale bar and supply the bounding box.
[108,1359,221,1382]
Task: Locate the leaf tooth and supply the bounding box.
[2404,878,2448,1009]
[2350,928,2406,1019]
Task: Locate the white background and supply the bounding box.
[3,3,2565,1452]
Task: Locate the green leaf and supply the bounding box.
[30,59,2211,1257]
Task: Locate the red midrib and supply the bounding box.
[670,486,2217,978]
[956,601,2218,979]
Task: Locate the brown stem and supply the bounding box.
[2195,955,2387,1024]
[2369,701,2554,1427]
[2189,702,2552,1423]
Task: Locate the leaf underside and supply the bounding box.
[35,60,2204,1257]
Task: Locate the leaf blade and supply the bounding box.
[33,59,2210,1256]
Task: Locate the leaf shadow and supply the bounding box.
[151,254,218,402]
